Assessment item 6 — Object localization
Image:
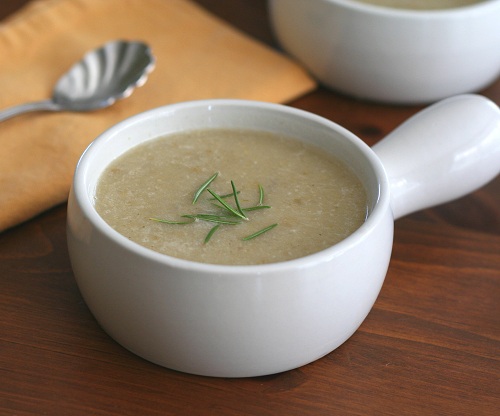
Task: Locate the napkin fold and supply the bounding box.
[0,0,316,232]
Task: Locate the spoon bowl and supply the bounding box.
[0,40,155,121]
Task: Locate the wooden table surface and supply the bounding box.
[1,1,499,415]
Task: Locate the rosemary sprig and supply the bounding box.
[193,172,219,204]
[243,223,278,241]
[151,173,277,244]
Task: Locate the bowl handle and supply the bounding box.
[372,94,500,220]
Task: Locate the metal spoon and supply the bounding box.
[0,40,155,122]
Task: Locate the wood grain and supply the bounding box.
[1,1,499,415]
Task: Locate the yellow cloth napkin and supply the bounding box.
[0,0,315,232]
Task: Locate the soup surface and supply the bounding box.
[95,129,368,265]
[353,0,487,9]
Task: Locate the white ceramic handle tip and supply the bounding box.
[372,94,500,220]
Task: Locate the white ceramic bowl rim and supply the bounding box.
[73,99,391,276]
[326,0,500,17]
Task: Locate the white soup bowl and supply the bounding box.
[67,95,500,377]
[269,0,500,104]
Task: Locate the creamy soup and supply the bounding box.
[353,0,488,9]
[95,129,368,265]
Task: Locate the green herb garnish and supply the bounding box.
[152,173,277,243]
[204,224,220,244]
[242,205,271,212]
[243,223,278,241]
[207,188,248,221]
[149,217,195,225]
[231,180,247,219]
[182,214,241,225]
[208,190,240,200]
[192,171,219,204]
[258,184,265,205]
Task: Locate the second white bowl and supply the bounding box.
[269,0,500,103]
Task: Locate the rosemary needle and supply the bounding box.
[150,217,195,225]
[243,223,278,241]
[204,224,220,244]
[182,214,241,225]
[258,184,265,205]
[193,172,219,204]
[231,180,246,219]
[208,190,240,200]
[243,205,271,212]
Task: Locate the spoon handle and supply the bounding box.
[0,100,61,122]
